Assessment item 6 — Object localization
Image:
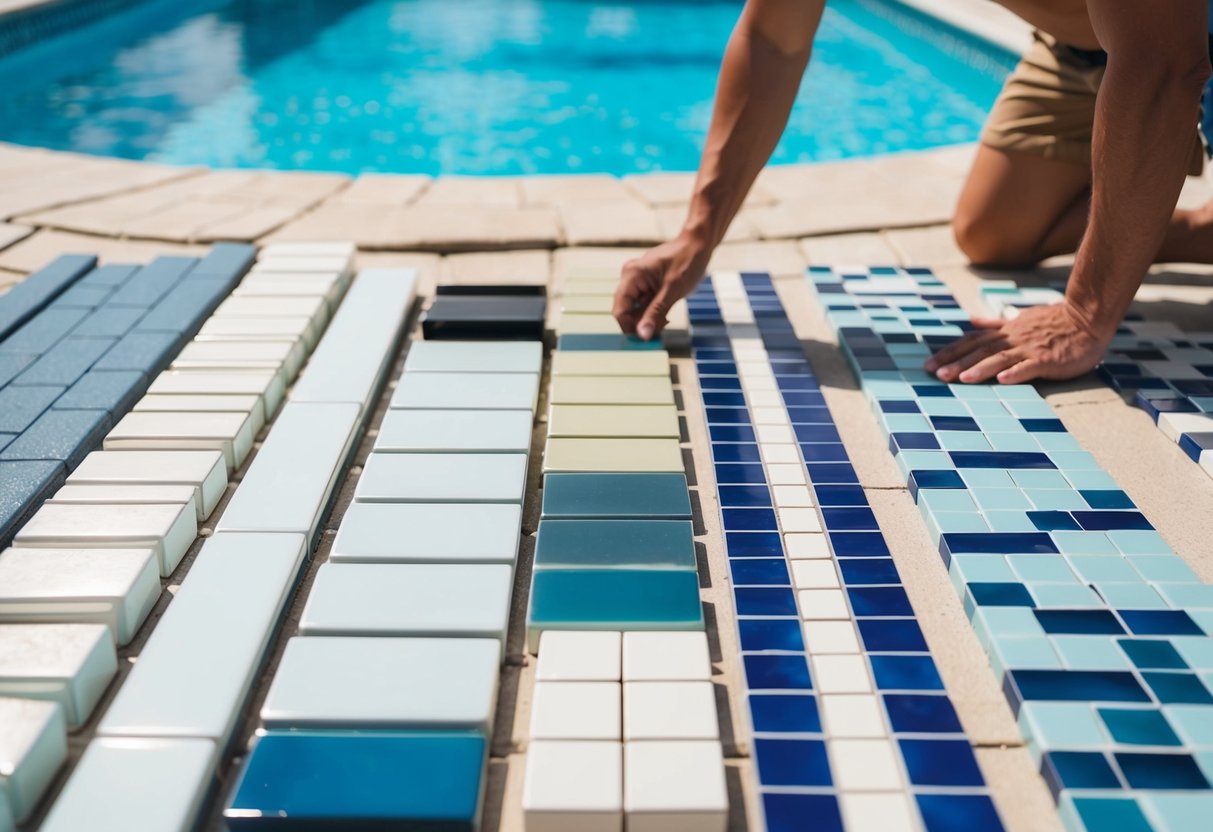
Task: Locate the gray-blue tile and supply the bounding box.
[0,353,36,387]
[0,255,95,342]
[12,337,116,387]
[71,306,144,339]
[51,283,113,310]
[0,460,65,545]
[0,384,64,434]
[55,371,146,414]
[106,257,196,308]
[0,409,110,468]
[91,331,180,373]
[136,279,233,335]
[0,308,89,356]
[76,264,140,289]
[189,243,256,281]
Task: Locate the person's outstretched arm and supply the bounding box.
[614,0,826,340]
[928,0,1211,384]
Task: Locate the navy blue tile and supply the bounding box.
[880,400,921,414]
[0,255,95,342]
[699,376,742,391]
[940,533,1058,555]
[900,739,985,786]
[813,485,867,506]
[92,331,180,372]
[735,588,798,616]
[791,424,840,443]
[695,361,738,376]
[107,257,196,308]
[730,559,790,586]
[1020,418,1066,432]
[1041,751,1120,795]
[931,415,979,432]
[1180,432,1213,462]
[1098,708,1182,746]
[1027,511,1081,532]
[838,558,900,585]
[949,451,1056,469]
[722,508,779,531]
[871,655,945,690]
[0,409,109,469]
[883,694,963,733]
[0,460,64,546]
[1072,511,1152,531]
[848,586,913,616]
[890,432,940,452]
[704,407,749,425]
[738,618,804,652]
[1080,489,1135,510]
[726,532,782,558]
[711,443,762,463]
[1118,609,1205,636]
[970,582,1036,607]
[1142,672,1213,704]
[1006,670,1149,705]
[908,469,965,497]
[0,308,88,356]
[820,507,879,531]
[713,463,765,484]
[12,337,116,387]
[1115,752,1209,789]
[1118,639,1188,670]
[916,794,1003,832]
[913,385,953,398]
[858,619,927,652]
[709,424,756,443]
[54,370,146,415]
[763,794,842,832]
[717,485,772,507]
[1034,610,1124,635]
[799,443,849,463]
[777,376,816,392]
[782,395,827,410]
[753,739,831,787]
[702,392,746,407]
[748,694,819,733]
[786,405,830,423]
[806,463,858,484]
[694,349,735,362]
[744,654,813,690]
[0,384,64,434]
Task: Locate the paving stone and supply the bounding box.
[799,232,902,266]
[133,278,233,334]
[0,547,160,645]
[548,405,679,439]
[0,623,117,728]
[106,257,195,308]
[0,696,66,824]
[261,636,500,731]
[438,250,550,287]
[541,473,692,519]
[105,411,256,471]
[391,372,540,411]
[0,254,95,342]
[0,230,205,275]
[375,409,533,453]
[51,283,114,309]
[0,353,35,387]
[53,370,145,414]
[11,336,116,387]
[91,330,180,373]
[0,384,63,434]
[356,453,528,504]
[0,307,88,356]
[549,376,674,406]
[0,408,110,468]
[363,205,562,252]
[559,201,663,247]
[74,264,140,290]
[415,176,521,206]
[335,174,432,205]
[67,450,227,521]
[542,438,684,473]
[403,340,543,374]
[98,532,305,744]
[330,503,521,565]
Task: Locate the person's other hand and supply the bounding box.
[923,302,1112,384]
[613,236,712,341]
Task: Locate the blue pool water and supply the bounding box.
[0,0,1015,175]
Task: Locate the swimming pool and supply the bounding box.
[0,0,1015,175]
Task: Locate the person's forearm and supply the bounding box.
[680,3,822,250]
[1067,7,1210,337]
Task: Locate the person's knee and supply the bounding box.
[951,210,1038,268]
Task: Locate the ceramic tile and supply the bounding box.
[330,502,520,564]
[14,501,196,577]
[551,351,670,378]
[98,532,305,744]
[541,473,691,520]
[0,696,66,824]
[197,314,317,349]
[0,547,159,645]
[134,393,265,434]
[147,370,283,418]
[0,623,116,728]
[403,340,542,374]
[529,681,621,740]
[547,405,679,439]
[623,681,720,740]
[534,519,695,571]
[536,631,622,681]
[104,411,255,471]
[0,255,95,342]
[542,438,684,473]
[49,483,198,520]
[422,295,545,340]
[622,741,728,832]
[390,371,540,411]
[355,452,528,503]
[523,740,623,832]
[622,632,712,681]
[67,450,227,520]
[549,375,674,406]
[172,338,304,378]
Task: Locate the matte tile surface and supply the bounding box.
[548,405,680,439]
[543,438,684,473]
[375,409,532,453]
[330,502,521,564]
[390,372,540,411]
[355,453,528,504]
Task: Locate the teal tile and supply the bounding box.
[541,473,691,520]
[984,511,1037,532]
[992,636,1063,673]
[960,470,1015,488]
[1164,704,1213,744]
[1051,531,1117,555]
[1097,707,1181,747]
[1052,636,1130,670]
[987,433,1040,452]
[935,431,992,451]
[971,488,1032,511]
[527,569,703,649]
[1145,794,1213,832]
[1019,702,1105,749]
[1063,470,1119,490]
[919,490,978,513]
[1010,470,1071,489]
[1095,582,1167,609]
[1067,555,1140,583]
[1025,489,1086,511]
[1127,555,1198,582]
[1154,582,1213,609]
[533,519,696,570]
[1027,583,1104,608]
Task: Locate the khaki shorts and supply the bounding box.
[982,31,1206,175]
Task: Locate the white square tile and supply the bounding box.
[536,631,621,681]
[779,508,822,533]
[840,793,917,832]
[737,362,774,379]
[623,681,718,741]
[821,695,887,738]
[355,453,528,503]
[0,697,66,823]
[622,632,711,681]
[67,450,227,520]
[523,741,622,832]
[746,390,783,408]
[623,741,727,832]
[829,739,903,790]
[766,464,806,485]
[790,561,839,590]
[803,621,861,654]
[813,655,872,694]
[530,682,621,740]
[759,444,799,465]
[0,624,117,728]
[740,376,776,393]
[752,408,790,426]
[797,589,850,619]
[785,534,830,559]
[772,486,814,507]
[755,424,794,444]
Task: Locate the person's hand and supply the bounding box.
[613,235,712,341]
[923,302,1113,384]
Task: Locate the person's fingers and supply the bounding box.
[968,316,1005,330]
[613,261,655,335]
[925,330,1003,374]
[637,284,677,341]
[958,348,1022,384]
[934,335,1010,382]
[997,358,1042,385]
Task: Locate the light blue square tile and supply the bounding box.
[1051,531,1117,555]
[1048,451,1101,470]
[1008,555,1079,583]
[1028,583,1105,608]
[966,399,1013,416]
[951,554,1016,583]
[865,380,916,399]
[992,637,1063,673]
[1063,470,1119,490]
[1172,637,1213,669]
[1005,400,1056,419]
[996,386,1043,401]
[1052,636,1130,670]
[961,470,1015,489]
[949,384,998,400]
[1191,612,1213,639]
[975,416,1023,434]
[1068,555,1141,583]
[1095,582,1167,609]
[917,399,969,417]
[1033,433,1083,452]
[1019,702,1106,749]
[933,511,991,533]
[920,490,978,513]
[1126,555,1197,582]
[1011,470,1071,489]
[899,451,954,470]
[988,433,1041,452]
[1155,583,1213,609]
[884,414,932,432]
[1026,489,1087,511]
[979,607,1046,638]
[1144,794,1213,832]
[1163,704,1213,744]
[936,432,993,451]
[984,511,1038,532]
[971,488,1032,511]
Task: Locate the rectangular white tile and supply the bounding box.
[623,741,727,832]
[147,370,284,420]
[0,697,66,824]
[134,394,265,437]
[214,294,328,331]
[622,632,711,682]
[536,631,621,681]
[529,681,621,740]
[173,338,305,379]
[0,548,160,646]
[196,315,317,349]
[98,532,305,744]
[49,484,198,523]
[355,453,528,504]
[0,624,116,728]
[14,502,196,577]
[374,409,532,454]
[840,793,918,832]
[623,681,719,741]
[390,372,540,412]
[232,273,345,311]
[105,411,255,472]
[798,589,850,619]
[67,450,227,520]
[216,402,360,542]
[791,560,839,589]
[330,503,520,564]
[785,534,830,559]
[403,340,543,374]
[813,655,872,694]
[523,740,622,832]
[253,254,351,274]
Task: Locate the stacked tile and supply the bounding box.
[422,285,546,340]
[688,271,1004,832]
[224,336,537,831]
[12,257,415,832]
[809,266,1213,832]
[555,264,689,348]
[983,282,1213,480]
[0,244,256,547]
[523,325,725,832]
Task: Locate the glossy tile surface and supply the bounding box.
[541,473,692,519]
[0,623,117,728]
[67,450,227,519]
[390,371,540,411]
[0,696,66,823]
[403,340,543,374]
[534,519,696,570]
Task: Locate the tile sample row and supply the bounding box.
[226,336,538,831]
[555,265,689,348]
[423,285,546,340]
[688,271,1004,832]
[0,244,256,546]
[809,266,1213,832]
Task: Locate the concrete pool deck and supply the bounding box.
[3,138,1213,832]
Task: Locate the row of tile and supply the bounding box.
[553,264,689,348]
[811,266,1213,832]
[688,271,1004,832]
[226,335,538,830]
[0,244,256,546]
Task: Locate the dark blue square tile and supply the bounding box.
[900,739,985,786]
[1118,609,1204,636]
[931,415,979,432]
[738,618,804,651]
[949,451,1056,469]
[753,739,831,786]
[695,361,738,376]
[890,432,940,452]
[702,392,746,407]
[1080,489,1135,509]
[1006,670,1149,705]
[717,484,772,507]
[881,400,921,413]
[782,395,826,410]
[807,463,858,484]
[730,559,790,587]
[1027,511,1081,532]
[871,655,944,690]
[735,588,798,616]
[1118,639,1188,669]
[940,533,1058,555]
[744,654,813,690]
[1034,609,1124,635]
[821,507,879,531]
[970,582,1035,607]
[883,694,963,733]
[763,793,842,832]
[712,443,762,463]
[700,376,742,391]
[916,794,1004,832]
[1115,752,1210,789]
[908,469,964,496]
[792,424,841,443]
[800,443,849,462]
[723,508,779,531]
[848,586,913,616]
[714,462,765,483]
[748,694,819,733]
[813,485,868,507]
[709,424,757,443]
[838,558,900,585]
[913,385,954,398]
[858,618,927,652]
[828,532,890,557]
[705,407,749,425]
[1072,511,1153,531]
[726,532,782,558]
[1020,418,1066,432]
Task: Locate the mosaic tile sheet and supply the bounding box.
[689,271,1004,832]
[809,265,1213,832]
[981,282,1213,481]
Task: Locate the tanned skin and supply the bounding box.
[614,0,1211,385]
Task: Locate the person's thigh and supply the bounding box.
[952,143,1093,267]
